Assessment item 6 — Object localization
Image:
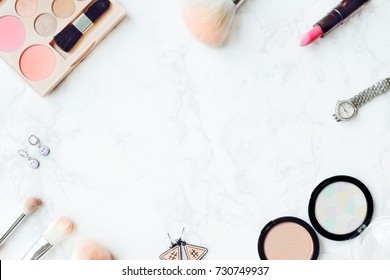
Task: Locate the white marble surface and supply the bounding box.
[1,0,390,260]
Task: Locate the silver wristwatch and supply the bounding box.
[333,77,390,122]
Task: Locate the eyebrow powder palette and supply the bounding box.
[258,216,319,260]
[308,175,374,241]
[0,0,125,96]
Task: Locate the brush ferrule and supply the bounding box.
[0,214,26,246]
[233,0,246,8]
[22,236,53,260]
[74,14,93,33]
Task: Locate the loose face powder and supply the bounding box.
[309,175,374,241]
[258,217,319,260]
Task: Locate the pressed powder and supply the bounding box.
[258,217,319,260]
[0,16,26,52]
[52,0,76,18]
[315,182,367,235]
[16,0,38,18]
[35,13,58,37]
[309,175,374,241]
[20,45,56,81]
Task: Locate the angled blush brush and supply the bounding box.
[0,197,42,247]
[54,0,111,52]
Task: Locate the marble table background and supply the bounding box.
[1,0,390,260]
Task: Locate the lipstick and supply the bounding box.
[300,0,371,47]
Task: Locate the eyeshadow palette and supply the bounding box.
[0,0,126,96]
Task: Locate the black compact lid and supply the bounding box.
[258,216,319,260]
[308,175,374,241]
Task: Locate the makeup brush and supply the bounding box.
[54,0,111,52]
[0,197,42,247]
[71,239,113,260]
[183,0,247,47]
[22,217,74,260]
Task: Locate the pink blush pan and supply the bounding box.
[0,16,26,52]
[20,45,56,81]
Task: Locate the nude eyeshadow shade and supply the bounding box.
[258,216,319,260]
[52,0,76,19]
[16,0,38,18]
[34,13,58,37]
[309,175,374,241]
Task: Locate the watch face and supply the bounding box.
[336,101,356,120]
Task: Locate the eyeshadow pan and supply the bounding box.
[309,175,374,241]
[0,16,26,52]
[258,216,319,260]
[16,0,38,18]
[20,45,56,81]
[35,14,58,37]
[52,0,76,19]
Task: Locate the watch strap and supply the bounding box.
[350,77,390,108]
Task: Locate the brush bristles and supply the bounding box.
[85,0,111,23]
[43,217,74,246]
[54,25,82,52]
[71,239,113,260]
[22,197,42,215]
[183,0,238,47]
[54,0,111,52]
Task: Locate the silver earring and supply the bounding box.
[18,150,40,169]
[28,135,50,156]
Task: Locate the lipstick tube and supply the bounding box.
[317,0,371,35]
[301,0,371,46]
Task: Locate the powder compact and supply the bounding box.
[258,216,320,260]
[309,175,374,241]
[0,0,126,96]
[258,175,375,260]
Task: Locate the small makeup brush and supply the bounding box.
[0,197,42,247]
[22,217,74,260]
[71,239,113,260]
[54,0,111,52]
[183,0,247,47]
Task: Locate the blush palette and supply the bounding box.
[0,0,125,96]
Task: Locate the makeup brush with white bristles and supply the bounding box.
[0,197,42,247]
[183,0,247,47]
[54,0,111,52]
[22,217,74,260]
[71,239,113,260]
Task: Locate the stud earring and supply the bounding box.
[28,135,50,156]
[159,228,208,260]
[18,150,40,169]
